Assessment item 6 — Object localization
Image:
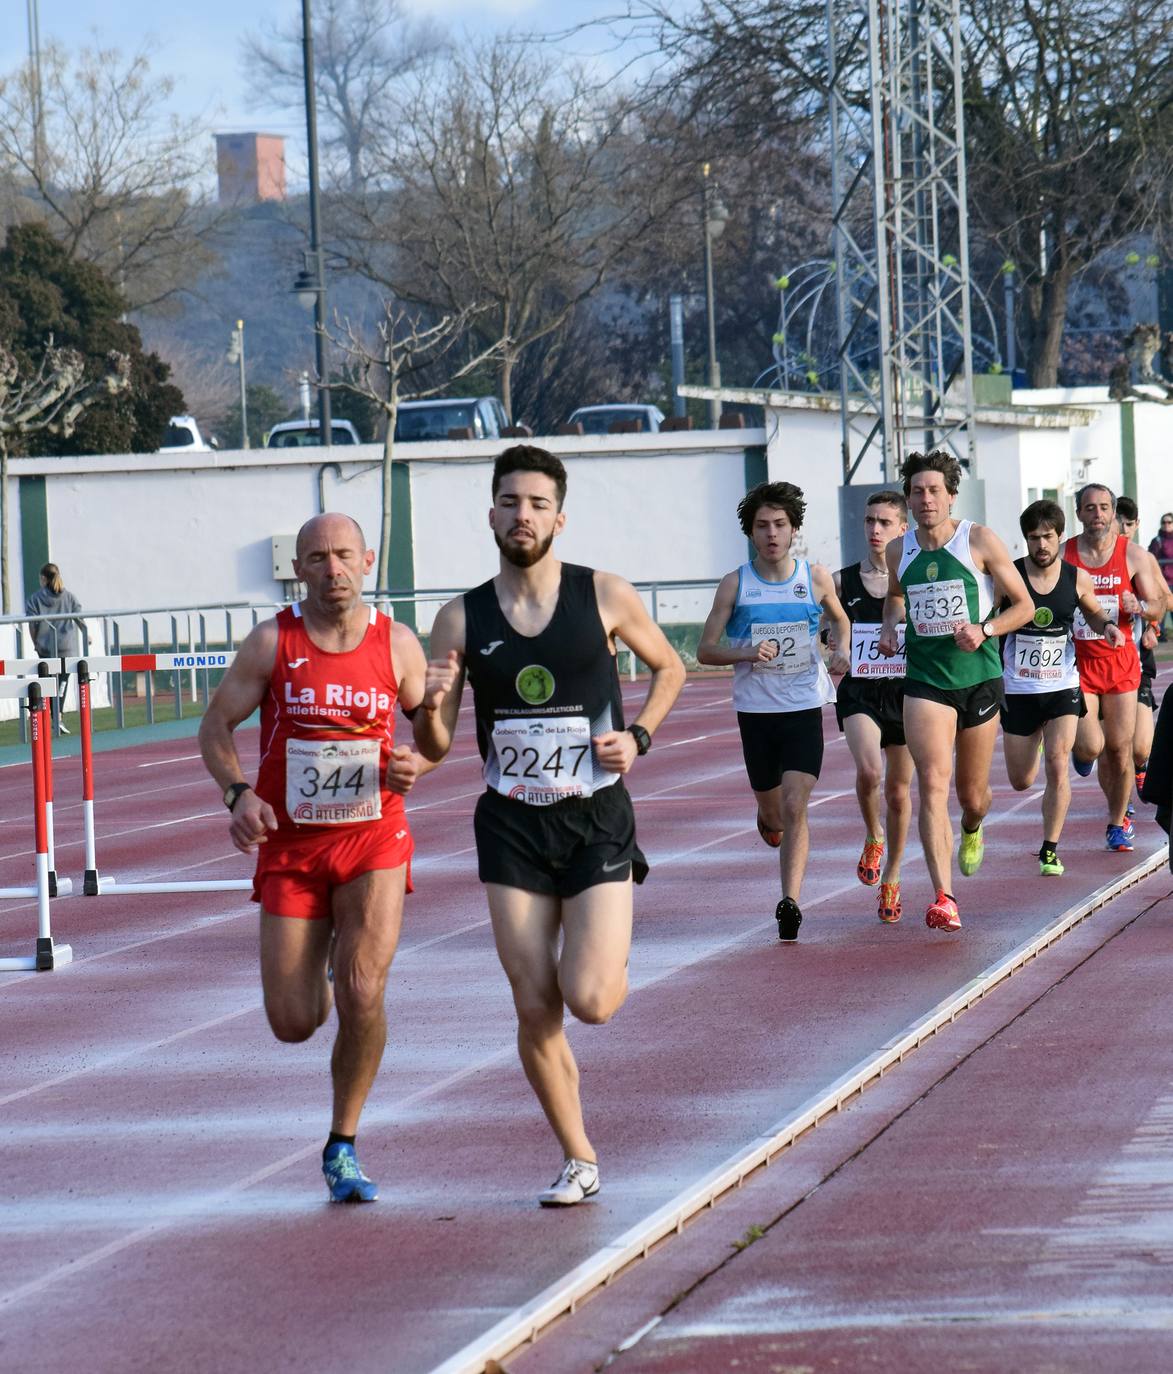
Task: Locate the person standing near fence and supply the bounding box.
[1146,512,1173,637]
[25,562,83,732]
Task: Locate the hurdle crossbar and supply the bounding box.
[74,656,251,897]
[0,682,72,971]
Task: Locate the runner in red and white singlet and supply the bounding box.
[1062,483,1162,852]
[200,513,431,1203]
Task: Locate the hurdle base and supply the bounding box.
[35,937,73,971]
[84,869,102,897]
[49,876,73,897]
[96,878,252,895]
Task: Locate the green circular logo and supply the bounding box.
[926,561,939,581]
[516,664,555,705]
[1033,606,1054,627]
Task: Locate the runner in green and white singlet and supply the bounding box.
[879,451,1033,932]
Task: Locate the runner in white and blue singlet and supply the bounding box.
[698,481,850,943]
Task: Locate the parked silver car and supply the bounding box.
[567,404,665,434]
[393,396,509,442]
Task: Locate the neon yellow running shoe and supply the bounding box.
[958,822,985,876]
[1039,846,1064,876]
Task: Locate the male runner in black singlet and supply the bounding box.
[415,445,685,1206]
[830,490,912,923]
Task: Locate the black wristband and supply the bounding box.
[224,781,252,812]
[628,724,652,755]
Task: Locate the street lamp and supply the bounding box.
[298,0,332,447]
[226,319,248,448]
[702,162,729,427]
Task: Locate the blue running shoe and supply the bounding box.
[1073,756,1095,778]
[322,1142,378,1203]
[1105,824,1134,853]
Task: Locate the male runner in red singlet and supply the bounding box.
[200,513,430,1203]
[1063,484,1162,851]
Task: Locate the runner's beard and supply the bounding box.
[1029,549,1056,568]
[496,527,555,568]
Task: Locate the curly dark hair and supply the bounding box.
[900,450,963,497]
[737,481,806,536]
[1020,499,1065,537]
[492,445,568,509]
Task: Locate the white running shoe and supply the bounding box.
[538,1157,600,1207]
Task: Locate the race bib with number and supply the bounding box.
[491,716,593,805]
[851,622,906,679]
[906,580,969,637]
[1073,595,1118,642]
[1011,633,1068,682]
[286,738,382,824]
[751,621,812,676]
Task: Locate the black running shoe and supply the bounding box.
[775,897,802,942]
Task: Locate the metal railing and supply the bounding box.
[0,578,723,737]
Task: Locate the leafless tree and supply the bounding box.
[0,342,130,610]
[0,44,218,314]
[242,0,448,193]
[322,304,507,591]
[963,0,1173,386]
[342,39,698,420]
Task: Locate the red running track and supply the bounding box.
[0,673,1167,1373]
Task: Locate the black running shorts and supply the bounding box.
[1139,674,1155,711]
[736,706,825,791]
[473,781,647,899]
[835,676,906,749]
[903,676,1005,730]
[1000,686,1086,737]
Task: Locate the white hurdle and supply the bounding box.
[70,653,253,897]
[0,681,73,971]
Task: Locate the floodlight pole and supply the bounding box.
[301,0,332,446]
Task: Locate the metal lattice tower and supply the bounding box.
[827,0,976,483]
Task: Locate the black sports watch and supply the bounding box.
[223,781,252,811]
[628,724,652,756]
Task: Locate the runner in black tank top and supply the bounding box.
[1001,501,1121,875]
[414,445,684,1207]
[829,494,912,924]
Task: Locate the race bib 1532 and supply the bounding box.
[907,579,968,637]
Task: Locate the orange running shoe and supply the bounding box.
[857,836,884,886]
[925,890,961,932]
[756,810,782,848]
[878,880,901,923]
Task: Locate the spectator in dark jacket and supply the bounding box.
[25,563,83,731]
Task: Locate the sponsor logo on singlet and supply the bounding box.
[1033,607,1054,628]
[282,680,392,722]
[793,583,807,598]
[925,561,939,581]
[516,664,555,705]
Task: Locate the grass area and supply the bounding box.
[0,694,208,748]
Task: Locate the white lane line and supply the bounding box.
[429,842,1169,1374]
[0,1039,522,1315]
[137,754,203,769]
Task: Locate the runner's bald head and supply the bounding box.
[296,512,366,559]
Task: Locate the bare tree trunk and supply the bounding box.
[500,352,515,422]
[1025,269,1072,389]
[0,440,9,615]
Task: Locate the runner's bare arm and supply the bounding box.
[198,621,280,852]
[412,597,467,763]
[1123,543,1165,621]
[1074,567,1125,647]
[387,621,438,793]
[595,571,686,772]
[959,525,1034,648]
[813,564,851,675]
[697,572,771,664]
[878,538,906,655]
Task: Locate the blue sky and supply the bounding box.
[0,1,628,141]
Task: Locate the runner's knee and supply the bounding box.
[563,976,626,1026]
[857,761,883,793]
[883,776,909,810]
[265,999,321,1044]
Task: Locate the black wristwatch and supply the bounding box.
[223,781,252,811]
[628,724,652,756]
